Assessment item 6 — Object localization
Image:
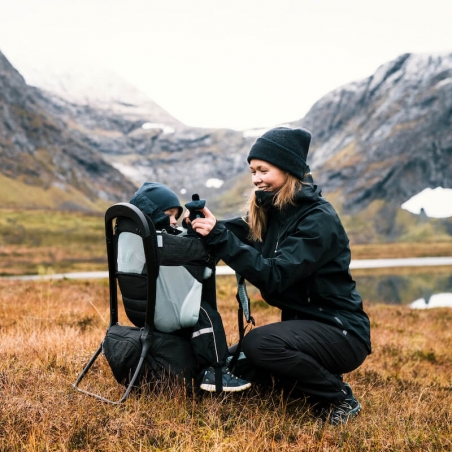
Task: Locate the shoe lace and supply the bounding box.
[224,368,241,380]
[330,399,355,424]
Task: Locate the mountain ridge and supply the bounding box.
[1,50,451,242]
[293,52,452,212]
[0,51,137,211]
[22,65,186,129]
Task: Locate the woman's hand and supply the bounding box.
[190,207,217,236]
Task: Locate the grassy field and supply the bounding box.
[0,277,451,451]
[0,209,105,276]
[1,208,452,277]
[1,208,451,450]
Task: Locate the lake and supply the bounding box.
[222,258,452,309]
[3,258,452,309]
[353,269,452,308]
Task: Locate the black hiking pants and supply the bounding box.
[242,320,369,405]
[191,300,229,369]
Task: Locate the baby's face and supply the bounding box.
[164,208,180,228]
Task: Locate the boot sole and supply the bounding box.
[200,382,251,392]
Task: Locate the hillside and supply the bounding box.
[290,52,452,241]
[0,51,136,211]
[294,53,452,213]
[13,53,255,204]
[22,65,185,130]
[1,50,451,242]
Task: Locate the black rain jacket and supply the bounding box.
[202,182,371,353]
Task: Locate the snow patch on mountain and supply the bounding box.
[401,187,452,218]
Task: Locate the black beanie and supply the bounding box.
[133,182,183,219]
[247,127,312,180]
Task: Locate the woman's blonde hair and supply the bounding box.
[245,173,304,242]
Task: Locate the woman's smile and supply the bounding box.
[249,159,288,192]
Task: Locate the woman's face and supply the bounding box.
[249,159,288,192]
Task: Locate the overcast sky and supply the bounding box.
[1,0,451,130]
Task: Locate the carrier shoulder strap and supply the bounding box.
[228,273,255,371]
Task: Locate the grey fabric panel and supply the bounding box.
[117,232,146,274]
[117,232,204,332]
[154,266,202,332]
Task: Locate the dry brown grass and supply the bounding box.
[351,241,452,259]
[0,245,107,276]
[0,278,451,451]
[1,207,452,278]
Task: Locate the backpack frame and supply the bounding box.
[72,202,254,403]
[73,203,160,404]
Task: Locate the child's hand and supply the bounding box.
[183,209,191,224]
[182,209,195,234]
[191,207,216,236]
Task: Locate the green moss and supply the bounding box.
[323,141,361,169]
[328,195,452,244]
[0,172,109,212]
[0,209,104,248]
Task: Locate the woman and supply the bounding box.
[191,127,371,424]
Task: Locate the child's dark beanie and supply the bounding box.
[134,182,183,219]
[247,127,311,179]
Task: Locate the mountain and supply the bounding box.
[1,50,451,242]
[17,58,255,206]
[0,51,137,211]
[289,52,452,241]
[293,53,452,211]
[22,65,185,129]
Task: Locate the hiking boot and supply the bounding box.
[200,366,251,392]
[329,383,361,425]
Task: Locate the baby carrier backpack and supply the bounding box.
[73,202,252,403]
[73,203,208,403]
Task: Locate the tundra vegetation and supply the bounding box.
[1,208,452,277]
[0,208,451,450]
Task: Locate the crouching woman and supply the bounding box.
[191,127,371,424]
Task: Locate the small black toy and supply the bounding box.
[185,194,206,222]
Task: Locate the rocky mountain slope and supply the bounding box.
[22,65,185,129]
[293,52,452,214]
[0,51,137,210]
[1,50,451,242]
[17,57,254,203]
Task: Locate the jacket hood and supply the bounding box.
[293,168,322,204]
[129,182,183,232]
[132,182,183,219]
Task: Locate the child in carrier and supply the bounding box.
[123,182,251,393]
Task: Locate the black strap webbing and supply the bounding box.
[228,274,255,371]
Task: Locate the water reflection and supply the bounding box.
[354,271,452,308]
[410,293,452,309]
[3,266,452,309]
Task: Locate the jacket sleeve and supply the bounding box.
[219,216,253,245]
[159,234,214,267]
[203,208,346,295]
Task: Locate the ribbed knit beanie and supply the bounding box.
[133,182,183,219]
[247,127,312,179]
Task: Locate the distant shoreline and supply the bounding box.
[2,256,452,281]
